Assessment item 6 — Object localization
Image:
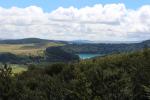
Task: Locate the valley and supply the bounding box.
[0,38,149,64]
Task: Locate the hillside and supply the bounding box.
[45,47,79,62]
[0,46,79,64]
[0,38,150,56]
[0,38,65,56]
[0,38,150,63]
[0,48,150,100]
[0,43,64,56]
[0,38,67,44]
[61,39,150,54]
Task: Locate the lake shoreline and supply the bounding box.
[77,53,103,59]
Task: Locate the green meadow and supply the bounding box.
[11,64,27,74]
[0,42,64,56]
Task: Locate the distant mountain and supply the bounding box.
[0,38,143,45]
[69,40,94,44]
[141,40,150,46]
[93,41,140,44]
[68,40,140,44]
[0,38,67,44]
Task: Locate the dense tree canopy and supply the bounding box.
[61,40,150,54]
[0,49,150,100]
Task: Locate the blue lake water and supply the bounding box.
[77,54,102,59]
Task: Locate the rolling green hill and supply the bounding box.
[0,39,65,56]
[61,39,150,54]
[0,38,150,64]
[0,38,69,63]
[0,45,78,64]
[0,38,150,56]
[0,43,64,56]
[0,38,67,44]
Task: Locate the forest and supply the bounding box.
[0,48,150,100]
[61,40,150,54]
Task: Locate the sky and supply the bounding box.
[0,0,149,12]
[0,0,150,41]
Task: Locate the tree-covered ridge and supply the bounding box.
[0,38,150,63]
[61,40,150,54]
[0,49,150,100]
[0,46,79,64]
[45,47,79,62]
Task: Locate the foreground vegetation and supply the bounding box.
[11,64,27,74]
[0,49,150,100]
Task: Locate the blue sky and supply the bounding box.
[0,0,149,12]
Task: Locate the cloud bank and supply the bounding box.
[0,4,150,41]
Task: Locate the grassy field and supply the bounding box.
[0,42,64,56]
[11,64,27,74]
[0,42,64,74]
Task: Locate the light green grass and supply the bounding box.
[11,64,27,74]
[0,42,64,56]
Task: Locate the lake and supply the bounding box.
[77,53,102,59]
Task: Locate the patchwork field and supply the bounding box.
[0,42,64,56]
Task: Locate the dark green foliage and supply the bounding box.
[0,53,44,64]
[28,64,37,71]
[0,46,79,64]
[44,63,64,76]
[61,40,150,54]
[0,64,15,100]
[0,53,21,63]
[0,49,150,100]
[45,47,79,62]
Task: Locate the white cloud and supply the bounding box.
[0,4,150,41]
